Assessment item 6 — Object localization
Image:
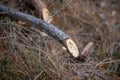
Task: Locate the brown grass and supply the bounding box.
[0,0,120,80]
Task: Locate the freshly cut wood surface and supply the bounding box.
[32,0,52,23]
[65,39,79,58]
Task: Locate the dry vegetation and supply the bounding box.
[0,0,120,80]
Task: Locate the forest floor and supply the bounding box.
[0,0,120,80]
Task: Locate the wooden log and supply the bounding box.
[0,4,80,58]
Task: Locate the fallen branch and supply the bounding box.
[0,4,79,58]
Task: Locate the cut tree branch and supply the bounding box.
[0,4,80,58]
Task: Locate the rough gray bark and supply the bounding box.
[0,4,80,58]
[0,4,69,43]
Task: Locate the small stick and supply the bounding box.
[81,42,94,57]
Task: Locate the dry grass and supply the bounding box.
[0,0,120,80]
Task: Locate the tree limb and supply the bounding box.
[0,4,80,58]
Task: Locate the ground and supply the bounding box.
[0,0,120,80]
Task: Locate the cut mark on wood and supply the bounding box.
[66,39,79,58]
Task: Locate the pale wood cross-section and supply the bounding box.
[33,0,52,23]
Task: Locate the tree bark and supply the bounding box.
[0,4,80,58]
